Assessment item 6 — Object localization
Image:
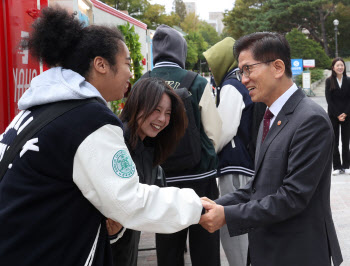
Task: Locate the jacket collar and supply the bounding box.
[255,88,305,173]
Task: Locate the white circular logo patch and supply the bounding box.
[112,150,135,178]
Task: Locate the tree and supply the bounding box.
[173,0,187,21]
[286,28,331,69]
[136,4,166,29]
[185,32,208,70]
[223,0,350,56]
[100,0,149,16]
[160,12,182,28]
[223,0,270,40]
[180,12,201,33]
[264,0,336,56]
[185,39,198,70]
[325,3,350,57]
[198,21,221,47]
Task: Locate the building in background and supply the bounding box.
[207,12,224,34]
[184,2,196,14]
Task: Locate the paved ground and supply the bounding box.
[137,72,350,265]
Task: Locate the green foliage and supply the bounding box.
[159,12,181,28]
[185,39,199,70]
[180,12,201,33]
[111,22,144,115]
[223,0,350,57]
[198,21,221,47]
[286,29,331,69]
[136,4,166,29]
[325,3,350,57]
[294,69,325,87]
[174,0,187,20]
[100,0,149,16]
[184,32,208,70]
[223,0,270,40]
[118,23,144,84]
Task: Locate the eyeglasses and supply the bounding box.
[238,60,275,78]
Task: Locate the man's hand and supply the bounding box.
[199,201,226,233]
[106,218,123,236]
[201,196,217,205]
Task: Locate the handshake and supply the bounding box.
[199,197,226,233]
[106,196,227,236]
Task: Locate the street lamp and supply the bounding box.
[333,19,339,58]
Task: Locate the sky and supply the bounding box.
[150,0,235,20]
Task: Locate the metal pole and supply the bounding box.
[334,25,338,58]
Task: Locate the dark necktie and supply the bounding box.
[262,108,274,143]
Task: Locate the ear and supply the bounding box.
[272,59,285,79]
[93,56,109,74]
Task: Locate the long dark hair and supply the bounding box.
[21,6,124,78]
[329,57,347,90]
[120,77,188,166]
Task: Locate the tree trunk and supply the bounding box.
[319,8,329,56]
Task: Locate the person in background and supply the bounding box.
[150,24,222,266]
[204,37,254,266]
[108,77,188,266]
[200,32,343,266]
[325,57,350,175]
[209,68,217,97]
[0,7,206,266]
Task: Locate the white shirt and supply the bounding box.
[337,76,343,88]
[268,83,299,128]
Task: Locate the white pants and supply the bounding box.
[218,173,252,266]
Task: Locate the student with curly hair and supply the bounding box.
[0,7,204,266]
[108,77,188,266]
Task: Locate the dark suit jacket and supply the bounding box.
[325,76,350,118]
[216,89,343,266]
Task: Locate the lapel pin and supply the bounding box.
[277,121,282,126]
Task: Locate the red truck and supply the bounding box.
[0,0,148,132]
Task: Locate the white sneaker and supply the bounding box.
[344,169,350,175]
[333,169,342,175]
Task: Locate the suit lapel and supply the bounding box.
[255,89,306,174]
[255,121,263,169]
[255,113,289,173]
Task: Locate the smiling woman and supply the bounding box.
[108,77,188,266]
[325,57,350,175]
[120,77,188,165]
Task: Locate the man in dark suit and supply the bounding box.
[199,32,343,266]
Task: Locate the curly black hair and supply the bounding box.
[22,6,125,78]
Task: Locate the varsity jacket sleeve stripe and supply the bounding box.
[216,84,245,153]
[72,124,202,233]
[199,83,222,152]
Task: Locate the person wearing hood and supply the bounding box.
[150,25,222,266]
[0,7,206,266]
[203,37,254,265]
[108,77,188,266]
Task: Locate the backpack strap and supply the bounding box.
[0,98,98,181]
[178,71,198,93]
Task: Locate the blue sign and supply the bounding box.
[291,59,303,75]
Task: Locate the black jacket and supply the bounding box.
[123,124,166,187]
[325,76,350,118]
